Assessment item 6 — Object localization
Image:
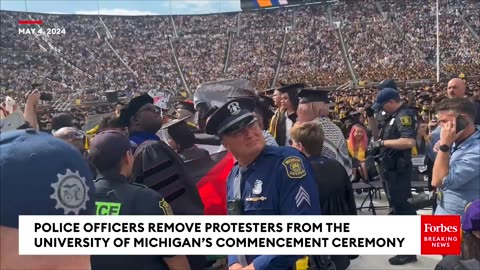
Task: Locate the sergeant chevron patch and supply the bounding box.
[295,186,311,208]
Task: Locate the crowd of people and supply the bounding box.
[2,75,480,269]
[1,0,479,106]
[1,0,480,269]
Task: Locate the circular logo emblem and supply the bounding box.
[50,169,90,214]
[227,102,241,115]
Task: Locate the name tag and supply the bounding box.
[245,196,267,202]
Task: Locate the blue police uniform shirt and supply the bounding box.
[226,145,321,270]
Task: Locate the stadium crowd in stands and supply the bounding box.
[0,0,479,126]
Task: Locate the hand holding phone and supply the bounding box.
[455,115,468,133]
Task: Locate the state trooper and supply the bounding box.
[204,97,321,270]
[369,88,418,266]
[88,130,190,270]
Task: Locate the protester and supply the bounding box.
[432,98,480,216]
[290,121,356,270]
[0,129,95,270]
[296,88,354,181]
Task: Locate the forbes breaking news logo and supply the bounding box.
[421,215,461,255]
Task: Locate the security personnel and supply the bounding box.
[88,130,190,270]
[367,79,398,140]
[205,97,321,270]
[370,88,417,266]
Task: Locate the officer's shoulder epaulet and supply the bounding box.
[262,145,294,157]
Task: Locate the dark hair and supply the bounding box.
[436,98,476,120]
[99,116,126,131]
[167,123,195,153]
[255,99,274,130]
[50,113,77,131]
[93,161,123,175]
[461,232,480,260]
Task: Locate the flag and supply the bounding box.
[185,150,235,215]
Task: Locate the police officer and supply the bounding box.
[366,79,398,140]
[369,88,418,265]
[88,130,190,270]
[204,97,321,270]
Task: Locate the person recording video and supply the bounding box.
[432,98,480,217]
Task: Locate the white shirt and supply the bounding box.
[285,112,293,146]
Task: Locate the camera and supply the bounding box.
[30,83,53,101]
[40,92,53,101]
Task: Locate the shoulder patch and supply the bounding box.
[159,199,173,215]
[400,115,412,126]
[282,156,307,179]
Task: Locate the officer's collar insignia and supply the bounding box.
[159,199,173,215]
[282,156,306,179]
[400,115,412,126]
[227,102,241,115]
[50,169,90,215]
[252,180,263,195]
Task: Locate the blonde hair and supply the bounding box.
[290,121,325,156]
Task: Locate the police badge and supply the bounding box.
[252,180,263,195]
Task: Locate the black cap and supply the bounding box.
[89,130,131,171]
[297,88,330,104]
[119,94,153,126]
[204,98,256,136]
[276,83,306,94]
[175,101,195,114]
[377,79,397,90]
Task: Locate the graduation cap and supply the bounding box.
[119,94,153,126]
[418,96,432,104]
[175,100,195,114]
[296,88,330,104]
[340,110,361,123]
[276,83,305,94]
[377,79,397,90]
[161,116,190,130]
